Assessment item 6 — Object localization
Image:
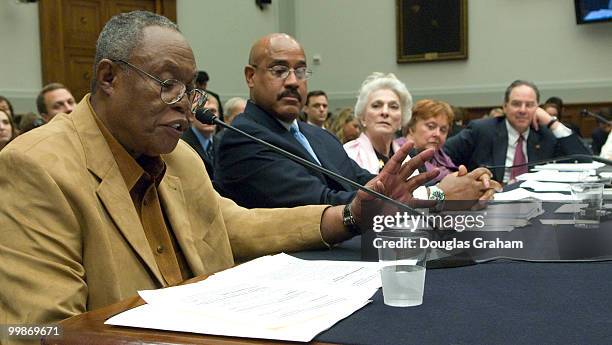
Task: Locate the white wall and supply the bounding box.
[177,0,282,99]
[295,0,612,108]
[0,1,41,113]
[1,0,611,113]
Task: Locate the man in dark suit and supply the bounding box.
[216,33,497,209]
[444,80,591,183]
[181,95,219,179]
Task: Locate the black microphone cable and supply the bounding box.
[196,108,425,216]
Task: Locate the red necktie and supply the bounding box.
[510,135,527,180]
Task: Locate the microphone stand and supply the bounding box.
[581,109,612,125]
[196,109,423,216]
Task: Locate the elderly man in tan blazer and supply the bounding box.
[0,11,437,334]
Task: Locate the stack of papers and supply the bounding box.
[532,162,605,172]
[520,180,571,192]
[106,253,383,342]
[442,201,543,231]
[494,188,573,202]
[517,170,600,183]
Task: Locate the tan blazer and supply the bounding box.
[0,96,327,326]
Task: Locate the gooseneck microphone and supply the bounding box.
[485,154,612,170]
[580,109,612,125]
[195,108,422,215]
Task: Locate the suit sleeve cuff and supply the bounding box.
[413,186,429,199]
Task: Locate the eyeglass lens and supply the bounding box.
[267,66,311,80]
[190,90,206,114]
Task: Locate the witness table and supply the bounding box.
[42,236,612,345]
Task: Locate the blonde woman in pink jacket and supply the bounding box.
[343,73,429,197]
[344,72,501,202]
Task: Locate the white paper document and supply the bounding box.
[106,253,382,342]
[494,188,573,202]
[520,180,571,193]
[532,162,605,172]
[517,170,600,183]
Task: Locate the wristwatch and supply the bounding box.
[547,116,558,128]
[428,185,446,201]
[428,185,446,211]
[342,203,361,235]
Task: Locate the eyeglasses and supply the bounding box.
[112,59,207,113]
[251,64,312,81]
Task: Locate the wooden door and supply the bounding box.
[39,0,176,101]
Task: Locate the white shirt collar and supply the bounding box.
[275,118,297,131]
[505,119,530,143]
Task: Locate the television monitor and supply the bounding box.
[575,0,612,24]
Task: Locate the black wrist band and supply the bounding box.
[342,203,361,236]
[547,118,558,128]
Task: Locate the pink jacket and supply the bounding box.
[344,133,427,199]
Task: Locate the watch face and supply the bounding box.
[431,190,445,200]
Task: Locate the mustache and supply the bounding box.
[277,89,302,102]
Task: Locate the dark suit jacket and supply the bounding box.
[215,101,375,208]
[443,116,592,182]
[591,127,610,155]
[181,128,216,180]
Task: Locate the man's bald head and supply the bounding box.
[245,33,308,123]
[248,33,303,66]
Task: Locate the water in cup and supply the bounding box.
[381,265,425,307]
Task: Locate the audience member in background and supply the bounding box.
[18,112,46,134]
[543,96,581,136]
[181,96,219,179]
[0,95,15,118]
[445,80,591,184]
[36,82,76,122]
[216,34,498,208]
[488,107,504,118]
[402,99,458,184]
[303,90,329,128]
[0,109,18,151]
[344,73,410,175]
[196,70,224,122]
[448,106,466,137]
[329,107,360,144]
[223,96,247,124]
[214,97,247,155]
[591,107,612,155]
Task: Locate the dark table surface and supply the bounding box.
[45,195,612,345]
[296,238,612,345]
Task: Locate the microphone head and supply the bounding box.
[580,109,588,117]
[195,108,217,125]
